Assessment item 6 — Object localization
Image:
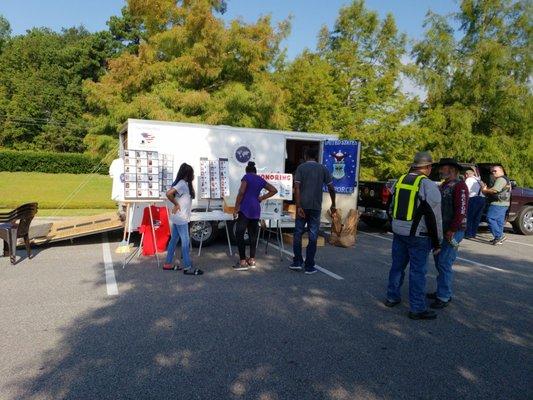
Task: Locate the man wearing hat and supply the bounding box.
[385,151,443,320]
[428,158,469,309]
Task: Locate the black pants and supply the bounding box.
[235,212,259,260]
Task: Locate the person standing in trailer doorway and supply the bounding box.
[290,147,336,275]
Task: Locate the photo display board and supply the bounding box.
[200,158,230,199]
[123,150,173,199]
[258,173,293,201]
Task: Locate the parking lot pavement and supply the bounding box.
[0,227,531,400]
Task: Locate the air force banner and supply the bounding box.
[322,140,359,194]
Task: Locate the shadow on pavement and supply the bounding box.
[3,233,532,400]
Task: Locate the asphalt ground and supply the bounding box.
[0,224,532,400]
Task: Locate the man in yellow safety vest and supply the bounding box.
[384,151,443,320]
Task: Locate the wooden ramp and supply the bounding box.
[31,212,124,245]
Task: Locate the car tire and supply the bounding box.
[190,221,218,247]
[512,205,533,235]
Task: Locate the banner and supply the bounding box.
[258,173,293,201]
[322,140,359,194]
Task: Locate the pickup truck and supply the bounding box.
[358,163,533,235]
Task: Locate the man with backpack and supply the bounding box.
[482,165,511,245]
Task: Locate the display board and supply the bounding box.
[260,199,283,220]
[258,173,293,201]
[200,158,230,199]
[159,154,174,194]
[322,140,360,194]
[123,149,174,199]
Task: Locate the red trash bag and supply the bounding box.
[139,206,170,256]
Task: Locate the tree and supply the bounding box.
[0,14,10,53]
[84,0,289,137]
[0,27,120,152]
[280,0,420,179]
[413,0,532,186]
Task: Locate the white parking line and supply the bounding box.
[102,234,119,296]
[358,231,510,273]
[506,240,533,248]
[263,242,344,280]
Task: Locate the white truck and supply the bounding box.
[119,119,360,245]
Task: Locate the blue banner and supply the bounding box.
[322,140,359,194]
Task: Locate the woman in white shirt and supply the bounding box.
[164,163,203,275]
[464,169,486,239]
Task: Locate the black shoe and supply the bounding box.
[426,292,437,300]
[183,268,204,275]
[408,310,437,320]
[304,266,318,275]
[289,263,303,271]
[384,299,401,308]
[430,298,451,309]
[492,235,507,245]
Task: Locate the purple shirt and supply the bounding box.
[240,173,267,219]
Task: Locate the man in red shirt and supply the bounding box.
[428,158,469,309]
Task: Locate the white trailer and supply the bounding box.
[119,119,359,245]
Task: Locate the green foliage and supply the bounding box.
[84,0,290,136]
[0,150,108,174]
[0,1,530,187]
[0,26,120,152]
[413,0,533,186]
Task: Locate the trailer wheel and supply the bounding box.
[190,221,218,247]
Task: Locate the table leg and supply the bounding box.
[224,221,233,256]
[148,205,160,268]
[198,221,205,257]
[277,220,283,260]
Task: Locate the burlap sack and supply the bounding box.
[328,208,343,236]
[329,232,355,248]
[328,208,358,248]
[342,209,359,237]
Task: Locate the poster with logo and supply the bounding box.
[258,173,293,201]
[322,140,359,194]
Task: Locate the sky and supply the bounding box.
[1,0,460,59]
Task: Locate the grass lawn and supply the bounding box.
[0,172,116,213]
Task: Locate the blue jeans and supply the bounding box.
[293,209,321,269]
[387,234,431,313]
[465,196,486,237]
[433,231,464,302]
[165,223,192,269]
[486,204,508,240]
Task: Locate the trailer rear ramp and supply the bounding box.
[31,213,124,245]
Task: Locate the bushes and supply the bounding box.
[0,150,108,174]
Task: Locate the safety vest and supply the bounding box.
[392,174,426,221]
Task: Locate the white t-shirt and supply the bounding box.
[170,180,192,225]
[109,158,125,201]
[465,176,484,198]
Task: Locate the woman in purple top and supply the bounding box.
[233,162,277,270]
